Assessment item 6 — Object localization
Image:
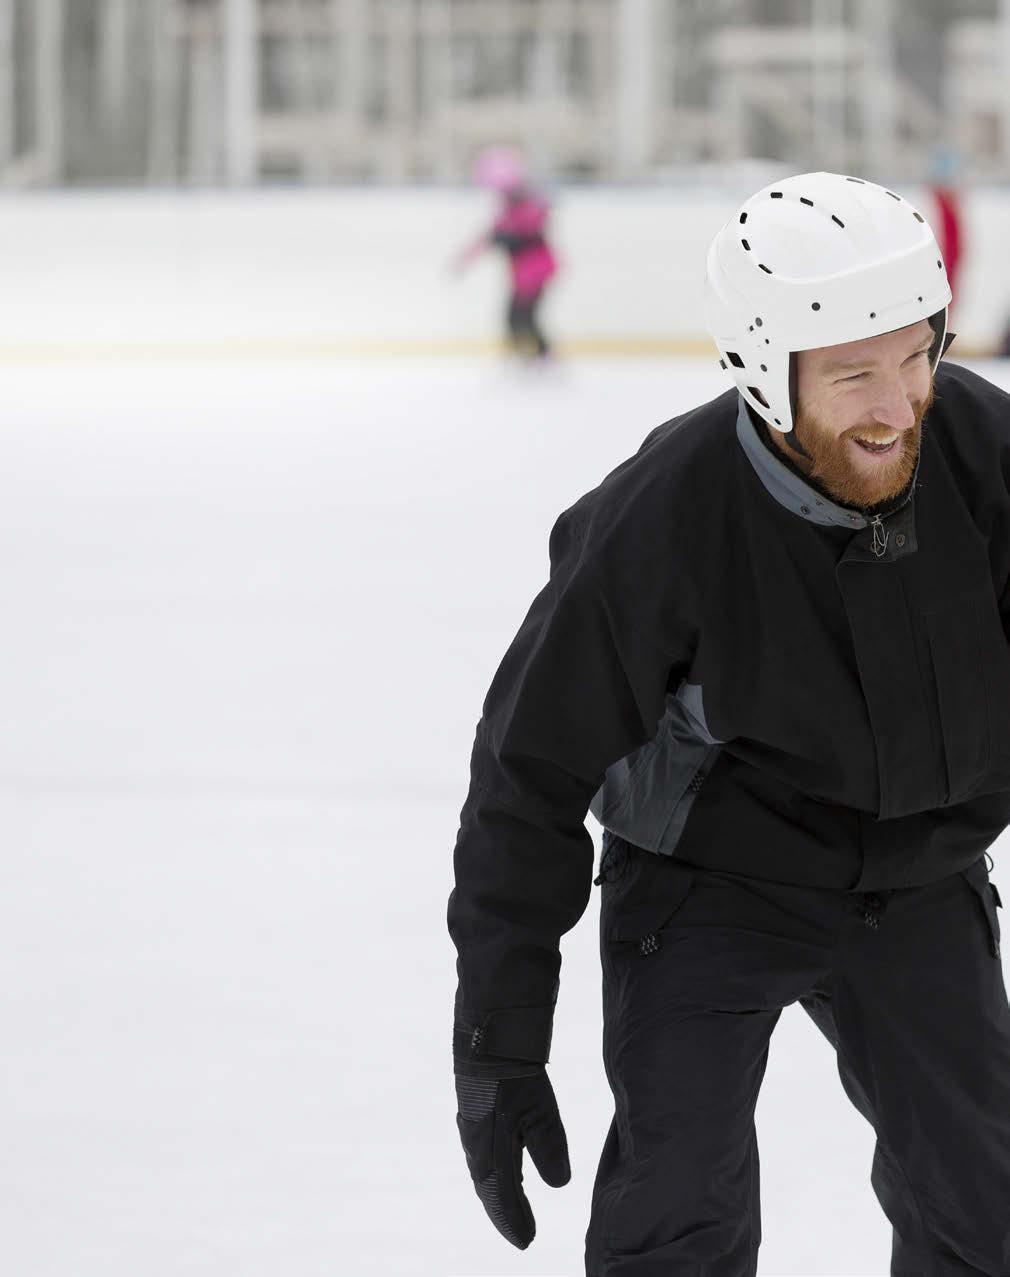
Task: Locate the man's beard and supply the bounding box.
[792,379,935,512]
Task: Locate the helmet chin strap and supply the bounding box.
[783,351,812,460]
[782,427,812,461]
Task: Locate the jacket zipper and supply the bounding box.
[869,514,888,558]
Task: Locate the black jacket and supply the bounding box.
[447,360,1010,1070]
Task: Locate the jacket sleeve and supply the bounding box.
[448,505,685,1074]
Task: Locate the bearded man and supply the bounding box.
[448,172,1010,1276]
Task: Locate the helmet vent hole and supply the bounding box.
[739,212,748,224]
[913,212,924,223]
[755,317,763,326]
[748,386,769,409]
[918,295,923,302]
[774,418,782,425]
[760,363,768,372]
[832,215,845,227]
[886,190,901,200]
[800,197,813,207]
[846,177,865,184]
[719,359,727,369]
[811,302,821,311]
[770,191,783,199]
[741,238,750,250]
[870,311,877,318]
[937,259,942,268]
[726,351,745,368]
[759,263,773,274]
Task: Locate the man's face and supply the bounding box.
[777,320,936,511]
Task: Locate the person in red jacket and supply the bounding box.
[453,146,558,360]
[928,146,965,314]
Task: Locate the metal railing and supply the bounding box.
[0,0,1007,188]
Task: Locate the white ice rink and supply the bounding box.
[2,355,1009,1277]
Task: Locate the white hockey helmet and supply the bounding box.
[704,172,952,433]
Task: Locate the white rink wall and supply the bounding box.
[0,183,1007,355]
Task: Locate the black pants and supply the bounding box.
[586,834,1010,1276]
[506,290,550,357]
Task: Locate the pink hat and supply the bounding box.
[473,145,527,192]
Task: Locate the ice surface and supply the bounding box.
[0,356,1007,1276]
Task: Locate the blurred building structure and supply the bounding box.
[1,0,1010,187]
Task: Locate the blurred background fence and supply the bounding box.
[3,1,1010,354]
[4,0,1010,188]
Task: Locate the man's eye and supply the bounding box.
[839,372,868,383]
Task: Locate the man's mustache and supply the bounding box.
[842,401,932,445]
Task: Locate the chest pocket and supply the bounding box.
[925,588,1010,805]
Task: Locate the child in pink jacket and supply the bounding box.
[454,147,558,359]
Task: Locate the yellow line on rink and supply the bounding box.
[0,336,721,364]
[0,337,994,364]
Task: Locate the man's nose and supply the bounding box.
[871,384,917,431]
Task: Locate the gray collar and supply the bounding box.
[735,394,869,529]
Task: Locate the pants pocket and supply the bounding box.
[961,859,1002,959]
[594,829,632,886]
[602,841,695,955]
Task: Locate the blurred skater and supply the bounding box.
[928,145,965,313]
[453,146,558,360]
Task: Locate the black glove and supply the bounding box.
[454,1066,571,1249]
